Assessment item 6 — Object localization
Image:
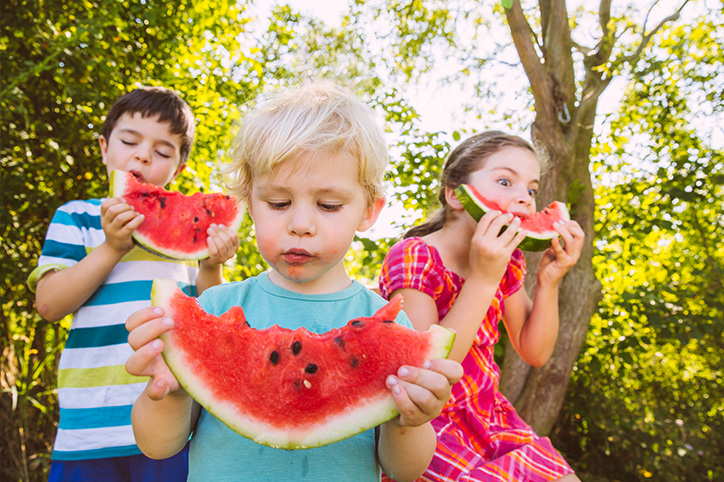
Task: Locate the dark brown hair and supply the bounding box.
[100,86,196,164]
[405,131,537,238]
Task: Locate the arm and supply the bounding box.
[35,198,143,321]
[125,306,200,458]
[502,220,585,367]
[377,359,463,482]
[196,224,240,295]
[394,212,528,363]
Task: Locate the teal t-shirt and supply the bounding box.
[188,271,412,482]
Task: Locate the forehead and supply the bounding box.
[255,150,362,192]
[112,113,181,147]
[478,146,540,178]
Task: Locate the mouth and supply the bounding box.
[129,170,145,183]
[509,211,531,220]
[281,249,314,264]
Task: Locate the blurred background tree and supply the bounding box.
[2,0,721,480]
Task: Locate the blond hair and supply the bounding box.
[225,82,388,206]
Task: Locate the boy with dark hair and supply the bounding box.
[28,85,239,481]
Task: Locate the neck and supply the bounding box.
[423,216,475,278]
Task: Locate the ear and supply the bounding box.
[170,162,186,182]
[356,196,386,232]
[445,186,465,211]
[99,136,109,165]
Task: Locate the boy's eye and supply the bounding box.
[497,178,511,187]
[319,203,342,212]
[121,140,136,146]
[156,151,171,159]
[528,188,537,196]
[268,201,290,210]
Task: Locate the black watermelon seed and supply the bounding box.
[294,379,303,389]
[305,363,318,374]
[269,351,280,365]
[334,336,345,349]
[351,320,363,327]
[159,197,166,209]
[350,357,359,368]
[382,319,393,323]
[194,217,199,222]
[292,341,302,355]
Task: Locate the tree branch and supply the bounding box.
[619,0,691,64]
[505,1,549,110]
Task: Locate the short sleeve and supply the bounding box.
[27,200,103,292]
[379,238,442,301]
[501,248,527,298]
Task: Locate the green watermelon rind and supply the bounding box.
[151,279,456,450]
[455,184,570,252]
[109,170,244,260]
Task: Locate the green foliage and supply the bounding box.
[552,11,724,481]
[1,1,263,479]
[3,1,724,481]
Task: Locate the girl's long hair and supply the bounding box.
[405,131,537,239]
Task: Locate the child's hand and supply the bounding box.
[101,198,143,254]
[385,358,463,427]
[202,224,240,267]
[469,211,528,284]
[537,219,584,285]
[125,307,182,400]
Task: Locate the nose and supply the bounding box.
[514,187,533,206]
[288,205,316,236]
[133,144,153,165]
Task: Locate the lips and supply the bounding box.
[281,249,314,264]
[129,170,145,183]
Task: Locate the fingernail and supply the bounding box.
[398,367,410,377]
[423,361,431,369]
[392,385,401,395]
[151,339,162,349]
[386,375,398,386]
[162,317,173,327]
[152,307,163,315]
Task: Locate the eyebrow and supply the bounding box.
[117,128,179,150]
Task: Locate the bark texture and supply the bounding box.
[498,0,687,434]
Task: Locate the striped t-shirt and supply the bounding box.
[28,199,199,461]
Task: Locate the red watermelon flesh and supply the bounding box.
[455,183,570,251]
[109,170,243,260]
[151,279,456,449]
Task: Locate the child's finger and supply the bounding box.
[423,358,464,386]
[127,315,174,351]
[386,376,429,425]
[125,338,165,377]
[125,306,164,333]
[146,377,173,401]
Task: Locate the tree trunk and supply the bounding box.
[500,0,603,435]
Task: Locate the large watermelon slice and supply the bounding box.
[151,279,456,450]
[455,183,570,252]
[109,170,243,260]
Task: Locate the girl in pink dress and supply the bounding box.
[379,131,584,481]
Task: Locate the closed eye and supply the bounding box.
[156,151,171,159]
[268,201,290,210]
[121,140,136,146]
[319,203,342,212]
